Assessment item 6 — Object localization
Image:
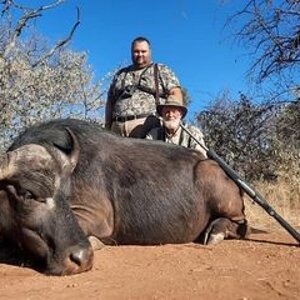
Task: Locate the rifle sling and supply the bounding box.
[154,63,160,106]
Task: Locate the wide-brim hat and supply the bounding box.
[157,95,187,118]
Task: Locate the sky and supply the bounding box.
[24,0,252,120]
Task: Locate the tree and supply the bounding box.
[226,0,299,97]
[276,98,300,150]
[198,0,300,181]
[196,91,280,181]
[0,1,106,152]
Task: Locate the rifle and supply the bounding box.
[180,122,300,244]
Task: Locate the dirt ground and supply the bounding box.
[0,229,299,300]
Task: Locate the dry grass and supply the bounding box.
[245,174,300,232]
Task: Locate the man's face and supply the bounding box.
[162,106,183,132]
[131,41,151,68]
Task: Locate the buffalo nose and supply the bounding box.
[69,245,94,268]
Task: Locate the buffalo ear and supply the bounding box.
[65,127,80,173]
[53,127,80,176]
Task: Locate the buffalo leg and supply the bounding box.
[203,217,249,245]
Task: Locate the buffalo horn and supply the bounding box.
[0,153,13,180]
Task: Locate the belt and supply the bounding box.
[112,114,149,122]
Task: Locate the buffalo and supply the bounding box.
[0,119,249,275]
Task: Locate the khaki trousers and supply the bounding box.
[111,115,160,138]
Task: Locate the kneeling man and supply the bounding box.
[146,96,207,157]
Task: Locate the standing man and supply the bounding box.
[146,95,207,157]
[105,36,183,138]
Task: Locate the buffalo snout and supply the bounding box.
[47,243,94,276]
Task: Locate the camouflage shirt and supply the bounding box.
[146,124,207,157]
[108,63,181,117]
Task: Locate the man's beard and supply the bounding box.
[163,118,181,131]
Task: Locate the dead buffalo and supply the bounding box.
[0,119,249,275]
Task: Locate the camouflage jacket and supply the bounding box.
[107,63,181,118]
[146,124,207,157]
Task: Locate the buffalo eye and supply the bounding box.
[23,190,36,201]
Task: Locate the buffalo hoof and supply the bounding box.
[203,218,229,245]
[204,232,225,245]
[88,236,105,251]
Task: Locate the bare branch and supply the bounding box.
[9,0,65,12]
[32,6,80,68]
[227,0,300,88]
[3,0,67,57]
